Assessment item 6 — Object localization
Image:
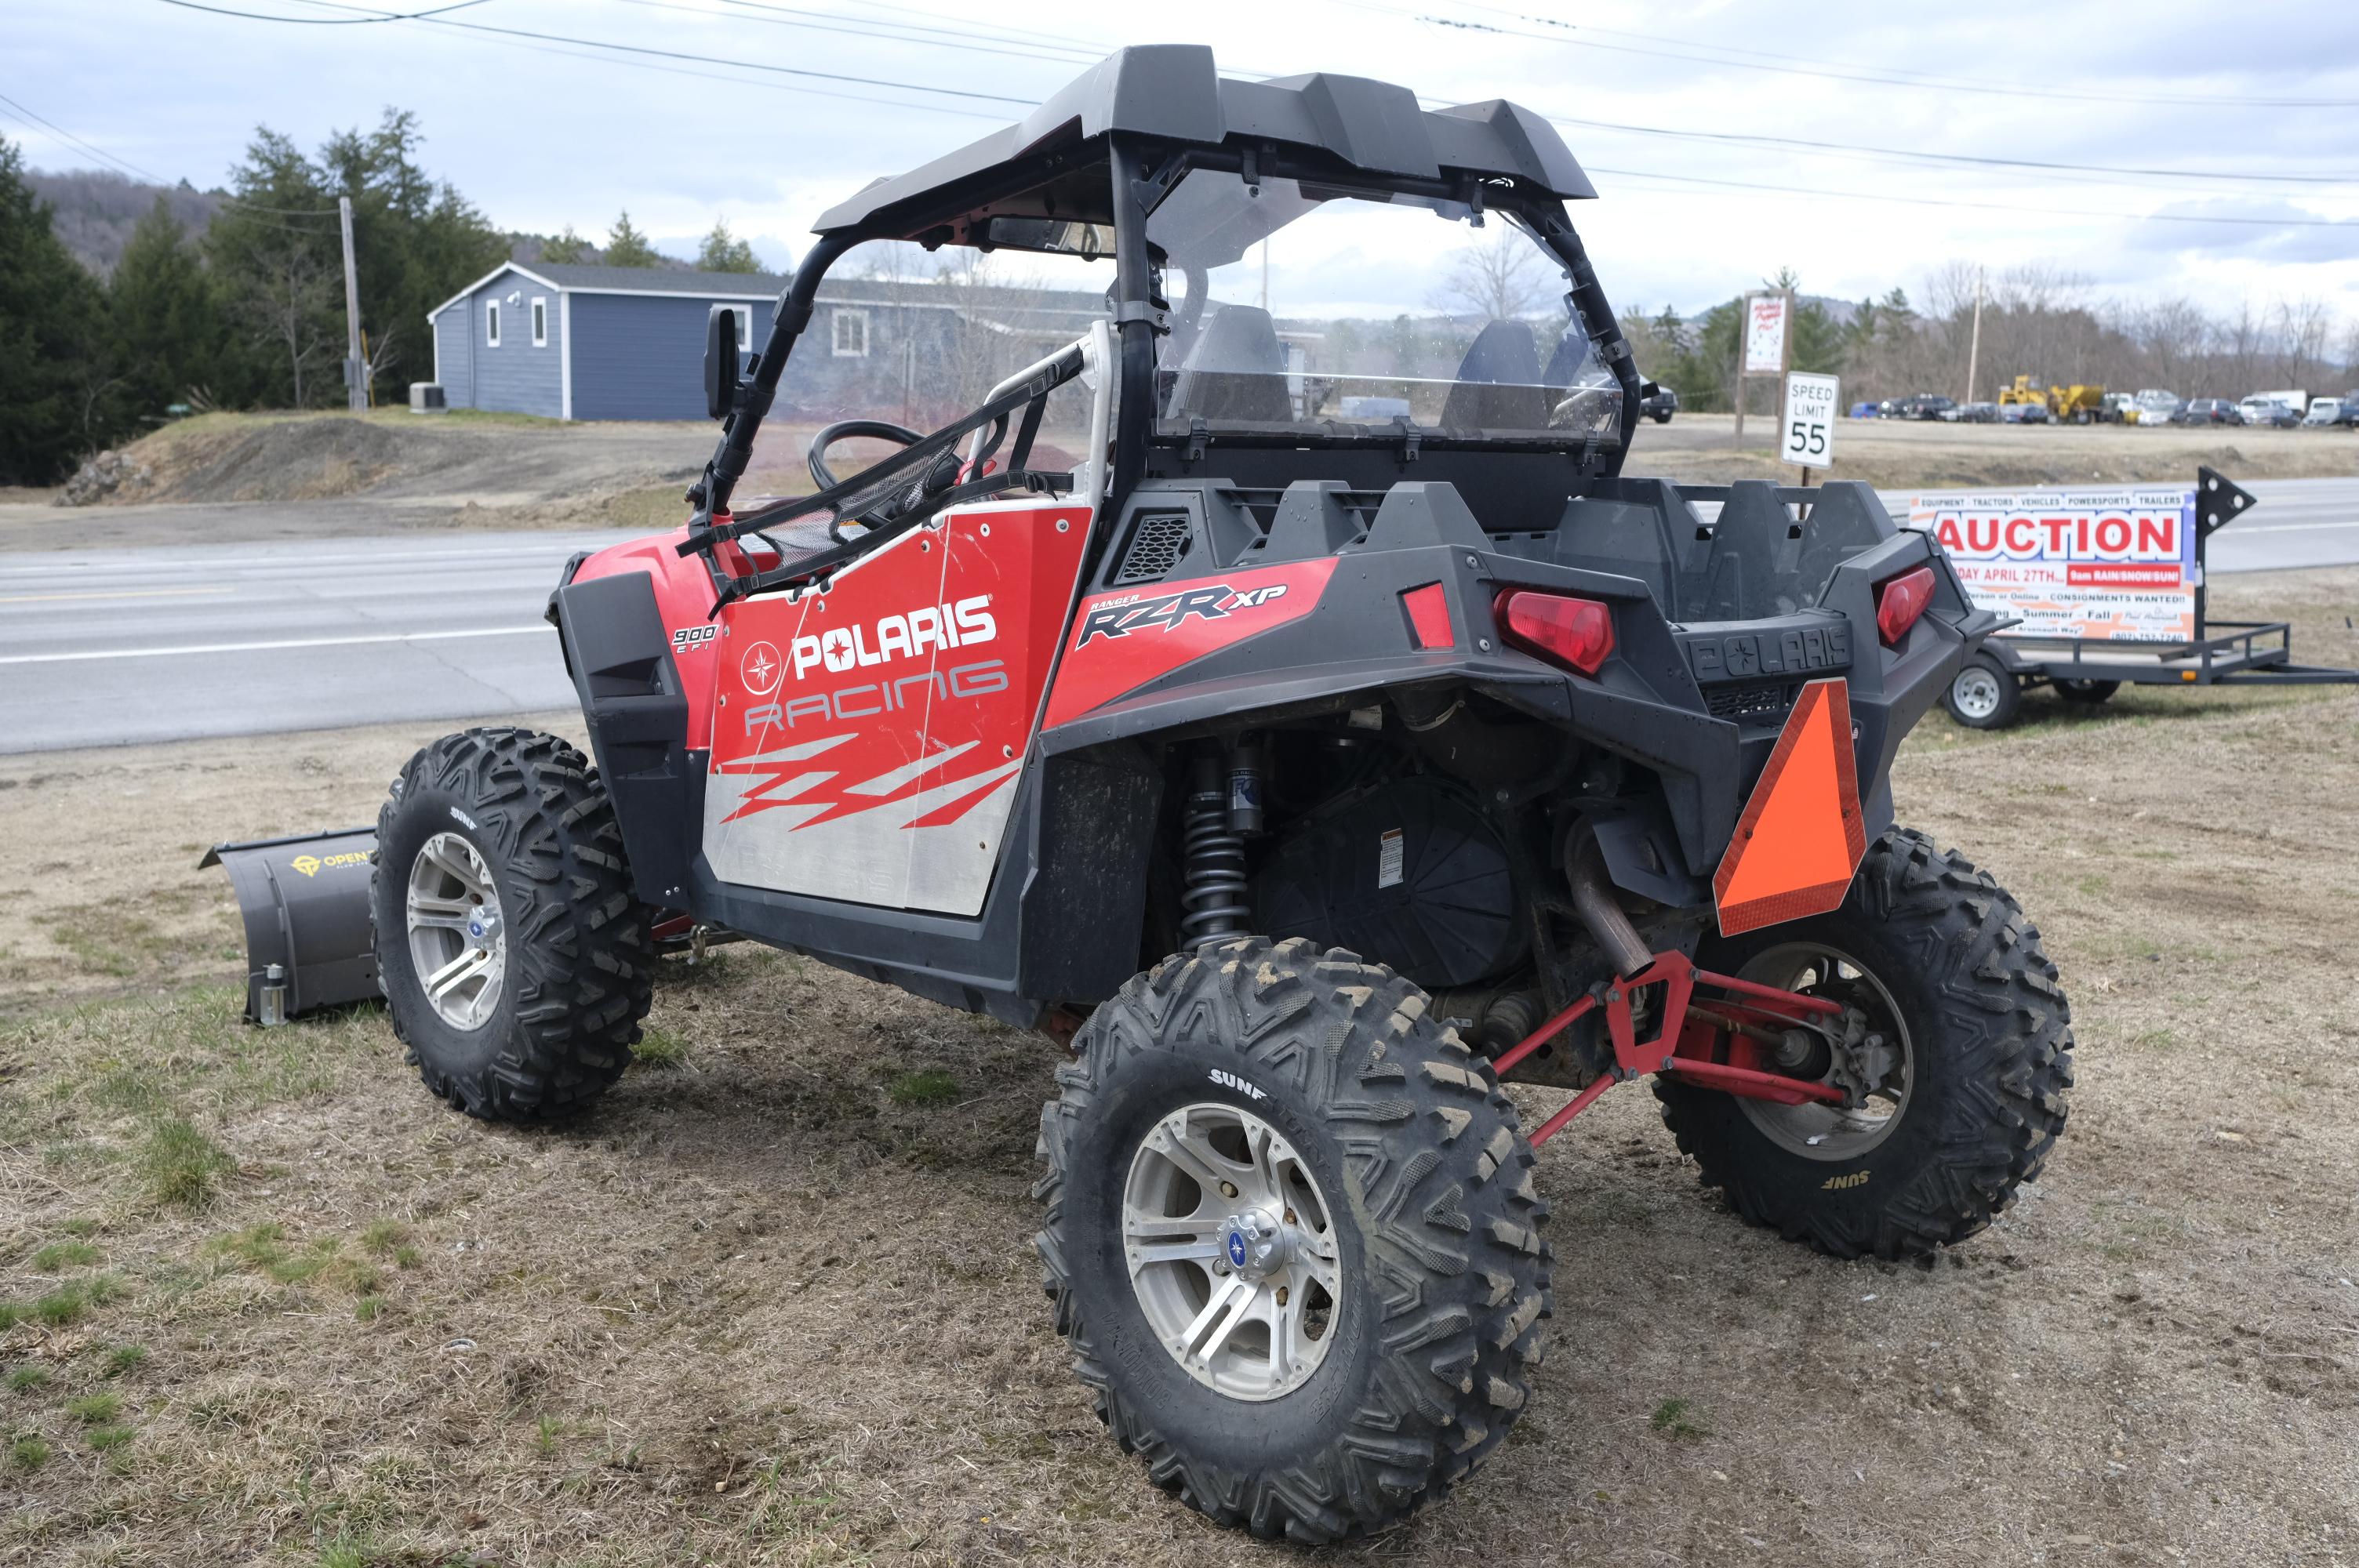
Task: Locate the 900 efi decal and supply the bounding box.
[1041,557,1338,728]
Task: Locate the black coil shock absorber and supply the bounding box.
[1179,746,1255,947]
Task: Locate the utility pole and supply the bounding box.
[1963,267,1984,407]
[339,194,366,413]
[1732,292,1751,444]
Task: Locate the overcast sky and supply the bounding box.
[5,0,2357,327]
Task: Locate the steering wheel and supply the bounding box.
[806,419,940,540]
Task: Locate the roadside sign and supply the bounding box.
[1743,296,1789,375]
[1781,372,1838,469]
[1904,486,2200,641]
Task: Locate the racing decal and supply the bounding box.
[702,503,1092,916]
[1040,557,1338,729]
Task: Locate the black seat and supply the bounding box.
[1169,304,1291,423]
[1440,319,1548,431]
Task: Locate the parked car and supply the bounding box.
[1849,401,1881,419]
[2000,400,2050,423]
[2335,393,2359,429]
[2237,397,2301,428]
[1952,401,2001,423]
[2131,389,2183,426]
[2299,397,2343,427]
[2172,398,2244,426]
[1892,394,1955,420]
[1638,383,1678,423]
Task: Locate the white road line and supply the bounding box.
[0,586,234,604]
[2222,521,2359,534]
[0,626,551,666]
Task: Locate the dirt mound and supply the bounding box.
[131,417,456,504]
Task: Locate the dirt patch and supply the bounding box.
[4,585,2359,1564]
[130,416,431,503]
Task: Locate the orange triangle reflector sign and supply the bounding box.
[1712,677,1868,937]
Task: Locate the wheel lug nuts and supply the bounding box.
[1219,1181,1238,1199]
[1276,1286,1289,1306]
[1283,1209,1296,1225]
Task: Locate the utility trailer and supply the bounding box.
[1920,469,2359,728]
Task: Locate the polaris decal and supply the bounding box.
[671,624,718,652]
[742,659,1009,736]
[791,594,995,681]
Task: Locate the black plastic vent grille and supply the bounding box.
[1115,512,1194,583]
[1706,682,1794,724]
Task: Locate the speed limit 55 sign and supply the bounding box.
[1781,372,1839,470]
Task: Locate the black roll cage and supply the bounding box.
[683,131,1642,569]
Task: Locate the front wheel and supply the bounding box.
[372,728,654,1120]
[1943,653,2021,729]
[1035,938,1550,1543]
[1655,829,2072,1259]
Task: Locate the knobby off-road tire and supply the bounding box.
[372,728,654,1120]
[1034,937,1551,1544]
[1656,828,2073,1260]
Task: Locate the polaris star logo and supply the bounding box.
[740,641,783,696]
[1226,1229,1249,1268]
[1208,1067,1266,1101]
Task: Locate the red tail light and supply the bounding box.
[1495,590,1615,676]
[1874,564,1936,648]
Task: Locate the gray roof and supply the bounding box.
[526,262,787,295]
[815,45,1594,237]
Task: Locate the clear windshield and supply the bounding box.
[1146,169,1621,445]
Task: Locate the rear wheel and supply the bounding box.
[1655,829,2072,1260]
[372,728,653,1120]
[2054,678,2120,706]
[1035,937,1550,1543]
[1942,654,2020,729]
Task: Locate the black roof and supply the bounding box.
[813,45,1594,238]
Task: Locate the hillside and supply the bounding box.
[25,168,224,276]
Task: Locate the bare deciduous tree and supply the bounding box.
[1437,224,1554,323]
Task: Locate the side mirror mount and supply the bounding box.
[704,306,741,420]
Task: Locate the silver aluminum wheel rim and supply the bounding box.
[1121,1102,1342,1402]
[1950,666,2003,720]
[405,831,506,1031]
[1734,942,1914,1161]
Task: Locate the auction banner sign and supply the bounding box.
[1904,486,2199,642]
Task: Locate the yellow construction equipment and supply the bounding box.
[1997,375,2044,407]
[1995,376,2110,423]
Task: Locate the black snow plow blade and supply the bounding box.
[199,827,381,1025]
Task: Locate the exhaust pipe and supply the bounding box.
[1565,833,1652,980]
[200,827,382,1025]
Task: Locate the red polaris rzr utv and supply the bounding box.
[369,47,2072,1543]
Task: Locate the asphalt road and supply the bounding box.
[3,477,2355,755]
[0,528,631,753]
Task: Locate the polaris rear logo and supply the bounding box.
[1209,1068,1266,1101]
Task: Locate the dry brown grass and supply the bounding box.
[4,575,2358,1565]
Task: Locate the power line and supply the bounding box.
[152,0,489,20]
[1590,165,2359,227]
[0,89,171,183]
[1550,113,2359,189]
[168,0,1041,104]
[1365,1,2359,109]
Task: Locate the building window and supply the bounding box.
[736,310,750,354]
[831,308,869,358]
[485,301,500,347]
[530,297,547,347]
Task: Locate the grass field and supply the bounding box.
[2,572,2357,1566]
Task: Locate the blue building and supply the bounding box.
[426,260,1105,423]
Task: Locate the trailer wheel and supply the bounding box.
[1654,829,2072,1260]
[2054,678,2120,706]
[371,728,653,1120]
[1942,654,2020,729]
[1034,937,1550,1543]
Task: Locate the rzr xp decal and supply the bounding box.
[1076,581,1297,647]
[1042,557,1337,728]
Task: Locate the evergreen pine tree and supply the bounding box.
[604,210,660,267]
